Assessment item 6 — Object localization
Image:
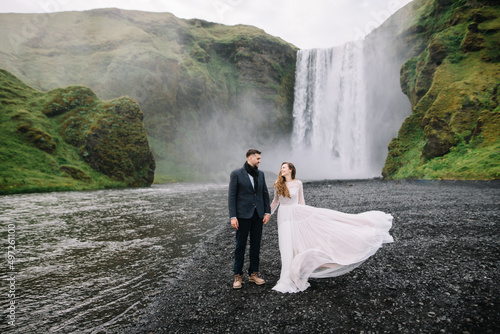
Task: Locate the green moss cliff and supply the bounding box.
[0,9,297,182]
[0,69,155,194]
[383,0,500,180]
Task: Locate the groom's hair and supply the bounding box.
[246,149,261,157]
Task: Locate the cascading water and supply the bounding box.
[288,32,412,180]
[291,41,371,179]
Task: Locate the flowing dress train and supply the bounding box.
[270,180,393,293]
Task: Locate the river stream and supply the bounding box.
[0,182,228,333]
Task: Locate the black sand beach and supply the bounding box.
[118,180,499,334]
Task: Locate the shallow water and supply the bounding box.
[0,182,228,333]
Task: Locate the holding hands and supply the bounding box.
[231,214,270,230]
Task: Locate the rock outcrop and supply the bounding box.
[0,69,155,194]
[48,88,156,186]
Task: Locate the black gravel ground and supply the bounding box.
[118,179,499,334]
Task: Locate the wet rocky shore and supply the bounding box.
[117,179,499,334]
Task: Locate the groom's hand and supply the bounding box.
[231,218,239,230]
[263,214,270,224]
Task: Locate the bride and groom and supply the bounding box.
[228,149,393,293]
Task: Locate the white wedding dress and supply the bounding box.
[270,180,393,293]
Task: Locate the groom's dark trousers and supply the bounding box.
[234,210,263,275]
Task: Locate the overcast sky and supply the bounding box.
[0,0,414,49]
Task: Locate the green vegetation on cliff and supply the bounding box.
[383,0,500,180]
[0,69,155,194]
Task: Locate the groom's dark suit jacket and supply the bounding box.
[228,166,271,220]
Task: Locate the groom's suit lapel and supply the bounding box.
[240,167,254,191]
[241,168,264,191]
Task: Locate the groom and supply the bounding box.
[228,149,271,289]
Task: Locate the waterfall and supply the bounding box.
[291,41,371,179]
[289,37,411,180]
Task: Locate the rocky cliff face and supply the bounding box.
[0,69,155,194]
[382,0,500,180]
[0,9,297,182]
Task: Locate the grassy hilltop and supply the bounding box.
[0,69,155,195]
[383,0,500,180]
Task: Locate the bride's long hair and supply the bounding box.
[274,162,296,198]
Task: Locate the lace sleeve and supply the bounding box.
[270,187,280,214]
[298,180,305,205]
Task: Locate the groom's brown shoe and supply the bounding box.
[249,272,265,285]
[233,274,243,289]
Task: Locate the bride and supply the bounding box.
[270,162,394,293]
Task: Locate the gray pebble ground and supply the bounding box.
[119,179,499,334]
